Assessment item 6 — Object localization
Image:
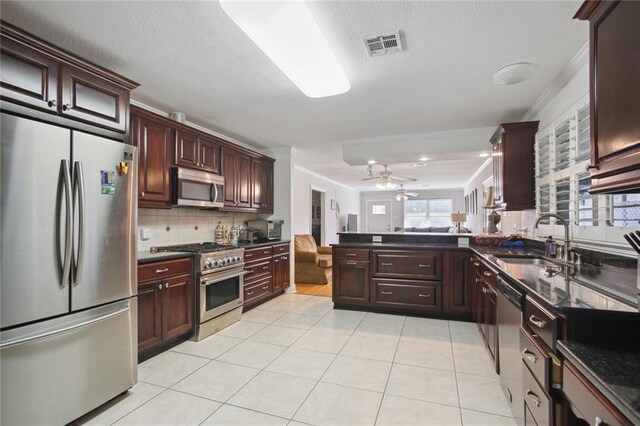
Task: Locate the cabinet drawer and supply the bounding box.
[372,251,441,280]
[244,277,272,303]
[138,258,193,283]
[371,279,441,311]
[563,361,631,426]
[334,248,369,261]
[524,297,558,349]
[523,363,552,426]
[244,246,273,262]
[520,326,552,392]
[272,243,290,255]
[244,259,271,284]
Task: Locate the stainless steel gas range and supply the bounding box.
[152,243,246,340]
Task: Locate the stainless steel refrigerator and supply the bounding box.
[0,113,137,425]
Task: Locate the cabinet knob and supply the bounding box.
[158,284,162,290]
[62,103,72,111]
[165,282,169,289]
[140,192,145,197]
[48,100,57,108]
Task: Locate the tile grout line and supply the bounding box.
[372,315,407,426]
[448,320,465,426]
[288,306,368,422]
[210,295,334,421]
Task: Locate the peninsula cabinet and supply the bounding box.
[472,257,499,370]
[443,251,473,317]
[574,1,640,193]
[175,129,222,174]
[138,258,194,360]
[333,259,370,305]
[131,110,174,208]
[0,21,138,136]
[491,121,539,210]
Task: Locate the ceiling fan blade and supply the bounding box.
[389,176,417,182]
[361,176,382,181]
[406,192,419,197]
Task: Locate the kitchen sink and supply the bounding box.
[495,257,564,268]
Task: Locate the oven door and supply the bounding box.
[199,268,245,323]
[171,167,224,208]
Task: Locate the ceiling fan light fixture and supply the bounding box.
[367,160,377,164]
[493,62,533,86]
[377,181,397,190]
[395,193,409,201]
[219,0,350,98]
[419,156,429,162]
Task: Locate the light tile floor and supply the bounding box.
[75,293,516,426]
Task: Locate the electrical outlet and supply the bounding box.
[372,235,382,243]
[458,237,470,247]
[140,228,151,241]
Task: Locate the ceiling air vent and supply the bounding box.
[363,31,403,57]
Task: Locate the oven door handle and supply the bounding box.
[201,270,247,286]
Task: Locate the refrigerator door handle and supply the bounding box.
[0,306,130,349]
[61,160,73,287]
[73,161,86,285]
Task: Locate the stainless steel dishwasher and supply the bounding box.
[497,276,525,425]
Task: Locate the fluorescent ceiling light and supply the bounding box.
[220,0,351,98]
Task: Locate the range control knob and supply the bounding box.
[211,260,219,267]
[205,260,212,269]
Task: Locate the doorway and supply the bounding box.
[366,200,392,232]
[311,189,323,245]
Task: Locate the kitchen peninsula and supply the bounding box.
[332,231,640,425]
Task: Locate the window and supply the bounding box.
[555,177,571,222]
[404,198,453,228]
[609,194,640,227]
[576,172,597,226]
[371,204,386,215]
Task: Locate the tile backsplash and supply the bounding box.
[137,208,259,252]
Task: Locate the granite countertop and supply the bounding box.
[137,251,194,264]
[558,340,640,424]
[137,240,290,264]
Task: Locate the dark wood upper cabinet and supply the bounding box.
[175,130,221,174]
[0,37,58,113]
[574,1,640,193]
[491,121,539,210]
[131,108,174,208]
[251,157,264,210]
[59,65,129,133]
[222,147,252,210]
[0,21,138,135]
[261,159,275,214]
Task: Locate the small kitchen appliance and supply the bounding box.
[247,219,284,240]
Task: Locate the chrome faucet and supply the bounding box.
[533,213,571,264]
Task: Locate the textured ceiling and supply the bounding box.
[1,1,587,188]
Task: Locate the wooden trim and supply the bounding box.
[1,20,139,90]
[573,0,606,20]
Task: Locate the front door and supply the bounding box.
[366,201,392,232]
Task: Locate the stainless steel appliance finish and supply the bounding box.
[171,166,224,208]
[247,219,284,241]
[196,247,245,340]
[497,276,525,425]
[1,113,137,425]
[240,229,260,243]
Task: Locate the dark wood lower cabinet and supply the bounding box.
[333,260,370,305]
[371,279,441,312]
[243,242,290,310]
[273,253,290,291]
[444,251,472,316]
[137,258,194,358]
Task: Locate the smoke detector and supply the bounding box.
[363,31,403,57]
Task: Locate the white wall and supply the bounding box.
[292,164,360,245]
[463,161,492,234]
[360,188,463,231]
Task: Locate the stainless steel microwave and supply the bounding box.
[171,167,224,208]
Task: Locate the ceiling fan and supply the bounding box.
[394,184,419,201]
[362,164,417,189]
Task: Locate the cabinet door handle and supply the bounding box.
[473,262,481,266]
[529,315,547,329]
[381,291,393,295]
[418,264,431,268]
[483,271,492,277]
[140,192,146,197]
[522,349,538,363]
[155,268,169,273]
[245,269,254,274]
[475,278,480,283]
[525,389,541,407]
[418,293,431,298]
[165,282,169,289]
[247,291,254,296]
[62,103,72,111]
[346,260,357,265]
[283,256,287,260]
[346,253,357,257]
[381,262,393,266]
[482,287,488,294]
[262,266,269,270]
[158,284,162,290]
[262,285,269,290]
[264,250,270,254]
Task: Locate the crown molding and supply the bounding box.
[293,164,358,191]
[465,158,493,188]
[521,41,589,121]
